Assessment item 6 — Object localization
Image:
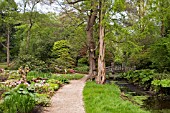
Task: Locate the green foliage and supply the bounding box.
[8,70,20,80]
[78,57,88,65]
[48,83,59,91]
[75,57,89,73]
[14,55,48,72]
[0,63,7,69]
[52,74,84,80]
[74,65,89,73]
[52,40,74,68]
[113,0,126,12]
[0,71,9,82]
[0,84,35,113]
[152,79,170,87]
[35,93,50,107]
[149,37,170,72]
[52,40,70,57]
[121,70,155,88]
[51,75,69,84]
[121,70,170,94]
[83,82,149,113]
[27,71,52,79]
[151,78,170,94]
[17,18,56,61]
[131,96,148,106]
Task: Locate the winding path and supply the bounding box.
[43,75,87,113]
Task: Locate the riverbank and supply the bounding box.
[113,79,170,113]
[83,81,149,113]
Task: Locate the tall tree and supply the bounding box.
[86,1,98,78]
[64,0,98,78]
[0,0,18,66]
[96,0,106,84]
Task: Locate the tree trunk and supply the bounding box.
[96,26,106,84]
[161,19,165,37]
[86,3,98,79]
[26,22,33,52]
[7,27,10,67]
[96,0,106,84]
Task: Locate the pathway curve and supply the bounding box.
[43,75,88,113]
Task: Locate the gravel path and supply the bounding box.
[43,75,87,113]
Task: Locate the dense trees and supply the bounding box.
[0,0,18,66]
[0,0,170,83]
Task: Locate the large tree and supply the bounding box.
[64,0,98,79]
[0,0,18,66]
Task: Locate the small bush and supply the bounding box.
[120,69,155,89]
[78,57,88,65]
[13,55,48,72]
[74,65,89,73]
[35,94,50,107]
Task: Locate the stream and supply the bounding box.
[111,79,170,113]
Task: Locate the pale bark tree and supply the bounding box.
[96,0,106,84]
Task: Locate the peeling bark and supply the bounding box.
[96,0,106,84]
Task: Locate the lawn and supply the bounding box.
[83,81,150,113]
[0,63,7,68]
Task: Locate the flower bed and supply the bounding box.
[0,70,84,113]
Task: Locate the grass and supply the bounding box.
[27,71,84,80]
[83,81,150,113]
[53,74,84,80]
[0,63,7,68]
[27,71,84,84]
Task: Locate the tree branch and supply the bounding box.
[0,42,7,49]
[66,0,86,4]
[56,1,77,23]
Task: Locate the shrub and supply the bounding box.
[51,40,75,68]
[35,94,50,107]
[149,37,170,72]
[14,55,48,72]
[152,79,170,94]
[120,69,155,89]
[0,84,9,100]
[51,75,69,84]
[74,65,89,73]
[78,57,88,65]
[7,70,20,80]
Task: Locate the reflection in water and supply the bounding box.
[143,96,170,110]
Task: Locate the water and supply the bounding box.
[111,79,170,113]
[143,96,170,113]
